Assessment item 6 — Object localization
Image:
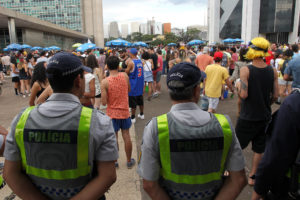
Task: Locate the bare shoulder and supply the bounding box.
[240,66,249,74]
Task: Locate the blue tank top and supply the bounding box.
[129,59,144,96]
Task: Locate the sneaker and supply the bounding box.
[115,162,119,168]
[131,118,136,124]
[127,158,136,169]
[138,114,145,120]
[152,92,159,98]
[23,94,26,98]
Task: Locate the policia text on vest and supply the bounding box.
[24,129,76,144]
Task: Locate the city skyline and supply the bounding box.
[102,0,208,31]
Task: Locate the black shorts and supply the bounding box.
[12,77,20,82]
[129,95,143,108]
[95,94,101,98]
[235,118,269,154]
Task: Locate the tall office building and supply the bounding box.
[140,23,148,35]
[163,23,171,34]
[121,24,128,38]
[208,0,300,44]
[109,21,120,38]
[131,22,140,33]
[0,0,83,32]
[0,0,105,47]
[154,22,163,35]
[104,24,109,39]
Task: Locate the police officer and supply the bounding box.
[3,52,118,200]
[138,62,247,200]
[252,89,300,200]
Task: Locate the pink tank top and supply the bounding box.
[106,73,130,119]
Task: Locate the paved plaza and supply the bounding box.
[0,76,280,199]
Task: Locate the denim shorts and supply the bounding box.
[112,117,132,132]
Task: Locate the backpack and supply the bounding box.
[221,53,228,67]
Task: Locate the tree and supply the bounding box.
[164,32,179,45]
[151,39,164,46]
[178,28,201,43]
[131,32,142,42]
[142,34,155,42]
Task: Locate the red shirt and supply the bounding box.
[265,50,274,65]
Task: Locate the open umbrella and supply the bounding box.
[43,47,50,51]
[21,44,32,49]
[76,43,96,52]
[167,43,177,46]
[223,38,234,43]
[187,40,204,46]
[234,38,244,43]
[6,43,22,51]
[3,48,8,51]
[31,46,43,51]
[107,38,131,47]
[132,41,148,47]
[49,46,61,51]
[72,43,82,48]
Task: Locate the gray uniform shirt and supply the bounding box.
[138,102,245,181]
[4,93,118,198]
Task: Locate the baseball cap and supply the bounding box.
[167,62,201,91]
[47,52,92,76]
[203,46,209,54]
[129,48,138,55]
[214,52,223,61]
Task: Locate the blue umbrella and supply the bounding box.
[43,47,50,51]
[49,46,61,51]
[233,38,244,43]
[223,38,234,43]
[76,43,96,52]
[31,46,43,51]
[105,41,112,47]
[3,48,8,51]
[132,41,148,47]
[21,44,32,49]
[187,40,204,46]
[167,43,177,46]
[6,43,22,51]
[107,38,131,47]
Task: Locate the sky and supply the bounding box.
[102,0,208,32]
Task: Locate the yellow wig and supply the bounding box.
[245,37,270,60]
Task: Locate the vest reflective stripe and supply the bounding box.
[15,106,92,180]
[157,113,232,185]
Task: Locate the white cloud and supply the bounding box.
[102,0,207,32]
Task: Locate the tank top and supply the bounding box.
[240,65,274,121]
[11,64,19,77]
[94,71,101,96]
[84,73,95,93]
[106,73,130,119]
[143,60,152,72]
[128,59,144,97]
[36,82,45,98]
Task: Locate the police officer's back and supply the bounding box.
[3,52,118,200]
[138,62,247,200]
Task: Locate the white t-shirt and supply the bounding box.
[143,60,152,72]
[85,73,95,93]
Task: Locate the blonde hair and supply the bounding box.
[245,37,270,60]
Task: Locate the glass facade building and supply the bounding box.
[260,0,295,33]
[0,0,83,32]
[219,0,243,39]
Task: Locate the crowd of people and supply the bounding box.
[0,37,300,200]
